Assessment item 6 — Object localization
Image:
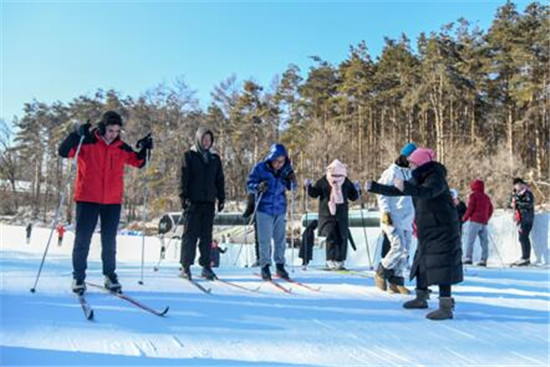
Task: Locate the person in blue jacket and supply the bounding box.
[246,144,297,280]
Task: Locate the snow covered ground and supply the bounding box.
[1,222,549,366]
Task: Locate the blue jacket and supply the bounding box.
[247,144,294,216]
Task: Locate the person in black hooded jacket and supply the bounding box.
[299,219,318,269]
[178,127,225,280]
[367,147,463,320]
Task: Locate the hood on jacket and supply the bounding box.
[470,179,485,193]
[195,127,214,152]
[265,143,288,162]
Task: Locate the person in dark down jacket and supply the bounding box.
[246,144,297,281]
[210,240,226,268]
[510,177,535,266]
[179,127,225,281]
[450,189,467,235]
[242,193,260,267]
[305,159,360,270]
[299,219,318,269]
[462,180,494,267]
[366,147,463,320]
[58,111,151,294]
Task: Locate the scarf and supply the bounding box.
[326,159,347,215]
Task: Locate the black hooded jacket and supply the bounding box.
[178,127,225,204]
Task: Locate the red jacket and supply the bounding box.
[59,130,144,204]
[463,180,493,225]
[57,225,66,237]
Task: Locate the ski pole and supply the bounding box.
[373,232,382,266]
[234,191,264,267]
[290,186,296,273]
[30,133,85,293]
[358,189,373,269]
[303,184,309,270]
[138,148,151,285]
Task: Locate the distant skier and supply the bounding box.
[246,143,296,281]
[462,180,494,267]
[367,147,463,320]
[58,111,152,294]
[57,224,66,247]
[450,189,467,236]
[305,159,359,271]
[178,127,225,280]
[372,143,416,294]
[510,177,535,266]
[299,219,318,269]
[210,239,226,268]
[25,222,32,245]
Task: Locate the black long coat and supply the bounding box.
[370,161,463,286]
[307,177,359,247]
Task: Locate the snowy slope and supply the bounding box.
[1,223,549,366]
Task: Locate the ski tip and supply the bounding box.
[87,310,94,321]
[160,306,169,316]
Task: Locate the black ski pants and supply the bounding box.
[519,220,534,260]
[73,202,121,281]
[180,202,215,268]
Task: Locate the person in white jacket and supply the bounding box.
[374,143,416,294]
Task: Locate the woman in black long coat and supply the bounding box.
[306,159,359,270]
[367,148,463,320]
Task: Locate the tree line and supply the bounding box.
[1,1,548,222]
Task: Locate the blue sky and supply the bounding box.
[1,0,532,122]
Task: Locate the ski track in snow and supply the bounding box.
[1,223,549,366]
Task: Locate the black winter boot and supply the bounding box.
[181,264,192,280]
[261,265,272,281]
[276,263,289,279]
[201,266,217,280]
[104,273,122,293]
[72,279,86,294]
[403,289,430,309]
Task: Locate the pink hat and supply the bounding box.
[408,148,436,167]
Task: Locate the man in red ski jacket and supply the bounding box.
[463,179,494,266]
[58,111,152,294]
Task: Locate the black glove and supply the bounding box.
[136,133,153,150]
[76,122,92,138]
[181,198,190,210]
[280,158,293,179]
[257,181,269,193]
[217,201,225,212]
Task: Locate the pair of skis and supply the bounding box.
[76,282,169,321]
[253,273,321,293]
[184,274,319,295]
[182,276,262,295]
[323,268,374,278]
